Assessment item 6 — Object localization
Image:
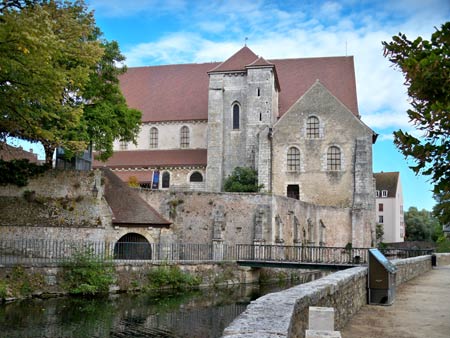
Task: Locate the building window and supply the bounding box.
[257,88,260,97]
[232,103,240,130]
[189,171,203,182]
[149,127,158,149]
[382,190,388,197]
[287,185,300,200]
[376,190,380,197]
[287,147,301,171]
[162,172,170,188]
[306,116,320,138]
[378,215,384,224]
[379,203,384,212]
[180,126,190,148]
[327,146,341,171]
[119,141,128,150]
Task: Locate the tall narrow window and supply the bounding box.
[119,141,128,150]
[306,116,320,138]
[287,147,301,171]
[257,87,260,96]
[327,146,341,171]
[162,172,170,188]
[379,203,384,212]
[233,104,240,130]
[149,127,158,149]
[180,126,190,148]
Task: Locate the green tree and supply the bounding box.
[0,0,104,163]
[382,22,450,224]
[223,167,263,192]
[79,40,141,161]
[0,1,141,164]
[404,207,440,241]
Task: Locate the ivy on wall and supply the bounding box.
[0,159,50,187]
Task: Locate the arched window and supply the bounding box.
[287,147,301,171]
[149,127,158,149]
[306,116,320,138]
[327,146,341,171]
[180,126,190,148]
[189,171,203,182]
[232,103,240,130]
[162,171,170,188]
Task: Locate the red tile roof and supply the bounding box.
[209,46,259,72]
[0,142,40,164]
[374,172,400,198]
[119,47,360,123]
[93,149,207,169]
[113,170,154,183]
[102,168,170,226]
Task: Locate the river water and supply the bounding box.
[0,271,326,338]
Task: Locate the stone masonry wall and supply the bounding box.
[222,255,433,338]
[0,170,112,228]
[436,253,450,266]
[139,190,354,247]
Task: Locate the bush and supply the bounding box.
[0,159,50,187]
[147,265,200,291]
[0,280,7,299]
[436,235,450,253]
[223,167,263,192]
[63,249,114,295]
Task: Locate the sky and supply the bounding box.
[9,0,449,211]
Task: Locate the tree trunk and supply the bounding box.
[43,144,54,166]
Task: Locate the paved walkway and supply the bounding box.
[342,265,450,338]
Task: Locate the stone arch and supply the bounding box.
[114,232,152,260]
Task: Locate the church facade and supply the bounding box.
[94,46,377,247]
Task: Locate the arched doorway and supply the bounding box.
[114,233,152,260]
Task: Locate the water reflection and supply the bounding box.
[0,271,326,338]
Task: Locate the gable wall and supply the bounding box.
[272,82,373,208]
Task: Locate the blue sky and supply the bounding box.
[10,0,449,211]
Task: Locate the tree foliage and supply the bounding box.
[223,167,263,193]
[0,0,141,163]
[404,206,440,242]
[382,22,450,222]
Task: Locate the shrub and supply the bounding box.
[223,167,263,192]
[0,159,50,187]
[0,280,7,299]
[63,249,114,295]
[147,265,200,291]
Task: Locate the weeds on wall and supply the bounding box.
[146,265,200,292]
[62,249,114,296]
[0,159,50,187]
[0,266,44,300]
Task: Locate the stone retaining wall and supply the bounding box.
[435,253,450,266]
[392,255,432,285]
[222,255,434,338]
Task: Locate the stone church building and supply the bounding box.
[94,46,377,247]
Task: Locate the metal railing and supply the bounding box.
[0,238,434,266]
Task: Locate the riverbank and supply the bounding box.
[0,260,325,303]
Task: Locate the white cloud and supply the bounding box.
[115,0,450,132]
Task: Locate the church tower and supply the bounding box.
[205,47,279,192]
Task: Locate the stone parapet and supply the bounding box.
[392,255,432,285]
[435,253,450,266]
[222,267,367,338]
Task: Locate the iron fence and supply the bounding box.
[0,238,434,266]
